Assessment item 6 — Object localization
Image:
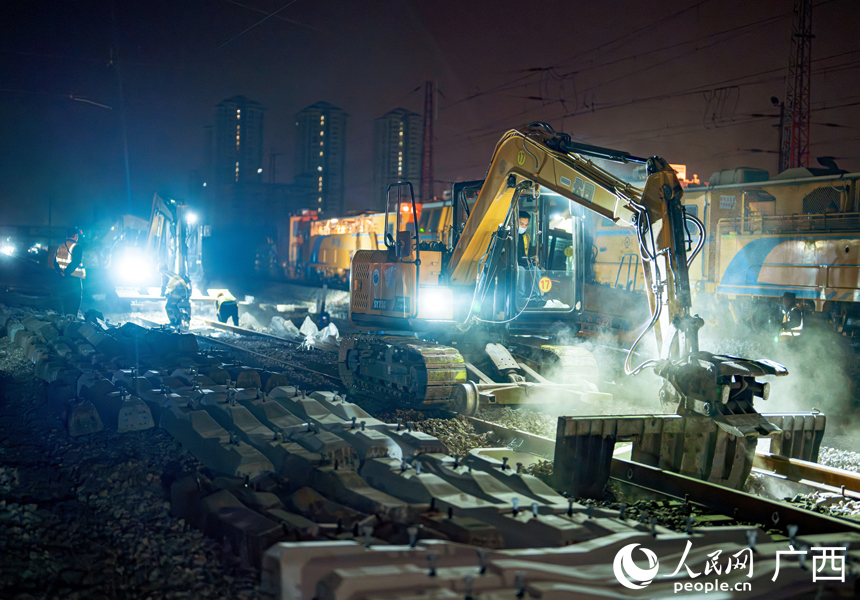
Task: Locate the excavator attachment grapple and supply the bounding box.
[657,352,789,437]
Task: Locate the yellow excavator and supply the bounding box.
[339,122,786,437]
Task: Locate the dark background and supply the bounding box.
[1,0,858,227]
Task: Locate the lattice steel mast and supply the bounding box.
[420,81,435,202]
[779,0,813,172]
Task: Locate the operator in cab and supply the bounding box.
[779,291,803,338]
[54,227,86,317]
[517,210,539,300]
[215,292,239,326]
[158,263,191,328]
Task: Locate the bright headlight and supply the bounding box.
[115,253,154,285]
[1,244,15,256]
[417,287,454,320]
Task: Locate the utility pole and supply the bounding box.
[779,0,812,172]
[420,81,435,202]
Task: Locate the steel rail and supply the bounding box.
[752,467,860,501]
[201,319,304,346]
[468,415,860,535]
[134,317,170,329]
[196,334,342,383]
[610,457,860,536]
[126,318,860,535]
[465,416,555,458]
[753,452,860,496]
[133,316,341,383]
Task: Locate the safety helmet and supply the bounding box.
[67,227,82,239]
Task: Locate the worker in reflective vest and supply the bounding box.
[54,227,85,317]
[216,291,239,326]
[779,291,803,339]
[158,263,191,328]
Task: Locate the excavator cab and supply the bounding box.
[385,183,418,261]
[462,186,639,346]
[513,191,583,314]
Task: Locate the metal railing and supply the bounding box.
[718,212,860,235]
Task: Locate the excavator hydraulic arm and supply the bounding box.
[447,122,787,436]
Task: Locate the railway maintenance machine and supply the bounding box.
[339,122,788,439]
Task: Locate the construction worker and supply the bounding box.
[158,263,191,328]
[215,291,239,326]
[517,210,539,301]
[779,291,803,338]
[54,227,85,317]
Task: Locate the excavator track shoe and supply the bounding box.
[338,334,467,409]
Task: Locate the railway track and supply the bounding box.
[467,416,860,536]
[134,317,343,385]
[133,315,860,538]
[200,318,309,345]
[196,335,342,383]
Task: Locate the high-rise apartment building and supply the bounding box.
[294,102,347,215]
[206,96,265,186]
[372,108,422,210]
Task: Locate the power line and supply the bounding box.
[438,7,856,147]
[442,2,784,112]
[558,12,788,77]
[441,1,710,111]
[219,0,302,48]
[432,113,858,183]
[434,49,860,152]
[549,0,711,71]
[219,0,322,33]
[451,11,788,116]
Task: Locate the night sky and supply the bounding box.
[1,0,858,227]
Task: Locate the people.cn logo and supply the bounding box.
[613,543,660,590]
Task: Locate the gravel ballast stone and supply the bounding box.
[0,336,262,600]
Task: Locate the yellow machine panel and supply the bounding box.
[592,170,860,328]
[350,246,451,324]
[283,207,435,287]
[286,213,385,284]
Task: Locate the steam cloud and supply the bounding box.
[696,299,858,434]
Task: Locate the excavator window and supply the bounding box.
[418,208,443,234]
[547,230,573,271]
[514,190,581,312]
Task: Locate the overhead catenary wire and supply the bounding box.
[219,0,323,33]
[219,0,302,48]
[444,0,712,111]
[443,0,841,115]
[435,48,860,153]
[482,11,790,109]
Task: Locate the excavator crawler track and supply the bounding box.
[338,334,467,408]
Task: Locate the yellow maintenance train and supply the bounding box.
[277,166,860,335]
[592,168,860,332]
[278,201,458,288]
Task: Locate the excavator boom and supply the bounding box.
[445,123,787,435]
[447,125,654,285]
[341,122,788,436]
